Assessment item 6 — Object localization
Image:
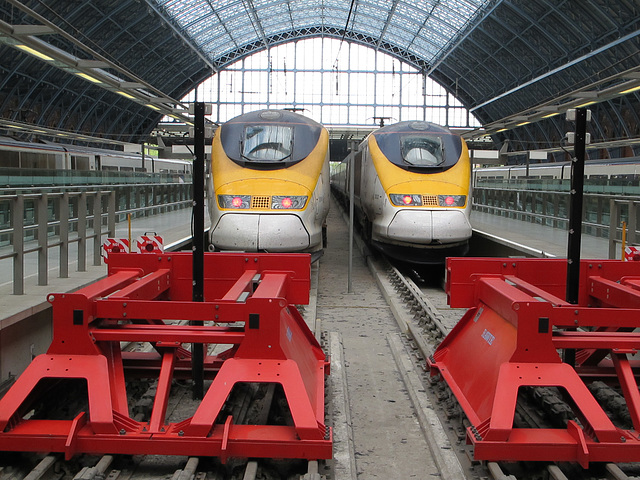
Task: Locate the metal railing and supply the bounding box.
[608,198,640,259]
[0,182,192,294]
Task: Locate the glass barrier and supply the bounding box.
[0,168,192,187]
[474,178,640,196]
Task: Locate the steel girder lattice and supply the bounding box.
[429,258,640,468]
[0,252,331,461]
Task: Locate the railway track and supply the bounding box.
[0,333,332,480]
[2,450,323,479]
[0,256,334,480]
[370,254,640,480]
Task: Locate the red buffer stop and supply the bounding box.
[429,258,640,468]
[0,252,331,462]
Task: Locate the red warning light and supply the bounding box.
[281,197,293,208]
[403,195,413,205]
[232,197,243,208]
[444,196,455,206]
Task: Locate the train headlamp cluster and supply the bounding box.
[439,195,466,207]
[219,195,251,209]
[218,195,307,210]
[390,194,422,206]
[389,194,466,207]
[272,195,307,209]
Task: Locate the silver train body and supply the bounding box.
[474,156,640,183]
[207,110,330,254]
[0,138,191,174]
[332,121,472,263]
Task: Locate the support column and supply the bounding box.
[37,193,48,286]
[77,192,87,272]
[59,193,69,279]
[93,192,102,266]
[12,195,24,295]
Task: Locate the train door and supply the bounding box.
[96,155,101,170]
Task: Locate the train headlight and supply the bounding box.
[390,194,422,206]
[438,195,466,207]
[272,195,307,209]
[218,195,250,209]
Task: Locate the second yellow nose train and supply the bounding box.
[332,121,472,263]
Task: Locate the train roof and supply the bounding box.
[223,109,323,129]
[371,121,455,137]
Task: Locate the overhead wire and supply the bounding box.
[332,0,357,77]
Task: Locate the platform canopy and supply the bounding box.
[0,0,639,152]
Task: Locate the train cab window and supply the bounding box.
[242,125,293,162]
[401,136,444,166]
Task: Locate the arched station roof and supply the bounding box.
[0,0,639,153]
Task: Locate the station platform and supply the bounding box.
[471,210,612,260]
[0,208,203,329]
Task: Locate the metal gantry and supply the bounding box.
[0,0,639,152]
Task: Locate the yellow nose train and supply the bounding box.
[208,109,330,255]
[332,121,472,264]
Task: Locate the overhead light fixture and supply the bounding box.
[496,128,507,132]
[576,101,596,108]
[146,104,161,111]
[7,124,25,129]
[542,112,560,118]
[57,133,68,137]
[75,72,102,84]
[619,85,640,95]
[116,90,135,99]
[516,121,530,126]
[15,44,54,61]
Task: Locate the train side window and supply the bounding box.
[2,151,19,168]
[71,155,91,170]
[242,125,293,162]
[400,135,443,166]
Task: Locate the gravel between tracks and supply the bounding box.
[317,199,439,479]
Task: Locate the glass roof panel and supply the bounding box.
[356,3,391,21]
[178,37,481,128]
[152,0,496,67]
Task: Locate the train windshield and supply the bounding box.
[242,125,293,162]
[400,135,444,166]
